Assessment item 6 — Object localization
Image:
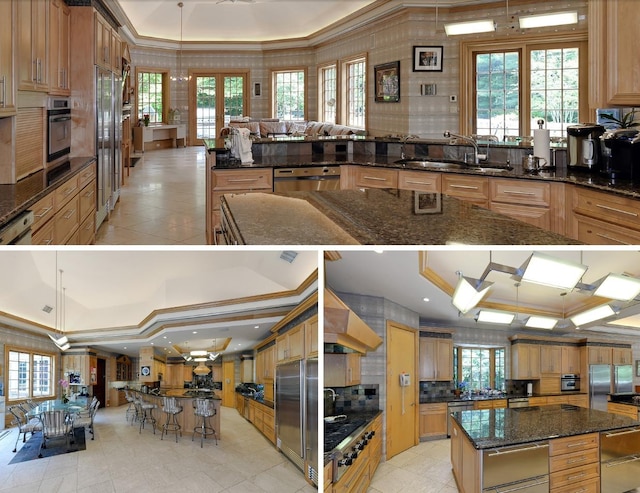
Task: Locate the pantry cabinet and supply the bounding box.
[17,0,49,92]
[0,0,15,117]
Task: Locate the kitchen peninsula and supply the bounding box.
[451,404,640,493]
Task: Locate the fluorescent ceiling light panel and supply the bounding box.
[519,11,578,29]
[59,343,71,351]
[452,276,493,314]
[190,350,207,356]
[592,273,640,301]
[519,252,587,290]
[193,357,208,362]
[444,20,495,36]
[525,316,558,330]
[609,313,640,329]
[570,305,616,326]
[477,310,515,325]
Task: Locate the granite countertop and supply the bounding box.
[235,390,274,409]
[221,189,581,245]
[454,404,640,450]
[420,391,586,404]
[0,156,97,227]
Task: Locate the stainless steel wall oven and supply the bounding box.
[47,97,71,162]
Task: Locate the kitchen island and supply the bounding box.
[220,189,580,245]
[451,404,640,493]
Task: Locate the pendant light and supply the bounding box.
[48,264,70,351]
[171,2,191,83]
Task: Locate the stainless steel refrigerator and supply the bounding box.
[615,365,633,393]
[305,358,318,486]
[590,364,612,411]
[276,359,305,472]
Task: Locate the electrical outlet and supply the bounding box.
[450,95,458,103]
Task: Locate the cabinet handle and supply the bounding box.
[64,186,78,196]
[503,190,536,196]
[567,456,587,464]
[37,59,42,83]
[405,180,433,186]
[567,473,585,481]
[42,239,53,245]
[32,60,37,82]
[85,190,95,199]
[594,232,630,245]
[363,176,388,181]
[596,203,638,217]
[567,441,587,448]
[228,178,259,183]
[63,209,76,220]
[35,206,54,219]
[450,184,479,190]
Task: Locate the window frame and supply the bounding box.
[135,68,170,124]
[271,67,307,121]
[460,32,588,138]
[318,62,338,124]
[5,345,57,404]
[341,54,367,129]
[454,346,505,391]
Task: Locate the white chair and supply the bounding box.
[8,405,42,453]
[192,398,217,448]
[73,399,100,440]
[134,396,157,434]
[161,397,183,442]
[38,410,73,458]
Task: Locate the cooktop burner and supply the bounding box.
[324,417,367,452]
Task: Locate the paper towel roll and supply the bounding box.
[533,129,551,167]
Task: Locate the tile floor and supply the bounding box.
[0,405,315,493]
[96,147,207,245]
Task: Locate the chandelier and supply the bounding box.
[171,2,191,83]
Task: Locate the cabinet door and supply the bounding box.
[588,347,612,365]
[398,170,441,192]
[325,353,361,387]
[561,346,581,374]
[419,403,447,438]
[419,338,436,380]
[436,340,453,381]
[288,325,305,360]
[512,344,540,379]
[353,167,398,189]
[605,1,640,105]
[0,0,15,116]
[540,345,562,374]
[305,315,318,358]
[612,347,632,365]
[442,175,489,207]
[49,0,70,95]
[17,0,49,91]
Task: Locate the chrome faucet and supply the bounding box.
[444,131,486,165]
[324,388,337,401]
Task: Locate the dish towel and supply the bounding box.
[234,127,254,164]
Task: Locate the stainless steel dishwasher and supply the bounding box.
[483,441,550,493]
[601,427,640,492]
[273,166,340,192]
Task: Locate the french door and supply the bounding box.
[188,72,249,145]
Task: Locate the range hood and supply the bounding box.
[324,288,382,353]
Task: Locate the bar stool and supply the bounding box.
[135,396,157,434]
[192,398,217,448]
[124,390,136,422]
[161,397,183,442]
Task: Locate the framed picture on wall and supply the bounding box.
[413,46,443,72]
[374,61,400,102]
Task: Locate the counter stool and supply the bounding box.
[124,390,136,422]
[135,396,157,434]
[192,398,217,448]
[161,397,183,442]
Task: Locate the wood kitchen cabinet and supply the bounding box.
[17,0,49,92]
[341,165,398,190]
[489,179,553,232]
[607,402,638,420]
[561,346,581,374]
[511,343,541,379]
[398,170,441,192]
[441,174,489,208]
[588,346,612,365]
[240,357,253,383]
[540,345,562,374]
[256,344,276,383]
[612,347,633,365]
[276,323,305,363]
[589,0,640,107]
[49,0,70,95]
[549,433,600,493]
[419,403,448,439]
[325,353,361,387]
[304,314,318,358]
[419,335,453,381]
[0,0,15,117]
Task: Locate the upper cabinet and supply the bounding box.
[0,0,15,116]
[588,346,612,365]
[49,0,70,95]
[419,334,453,382]
[540,345,562,375]
[612,347,633,366]
[305,314,318,358]
[17,0,49,92]
[276,323,305,363]
[589,0,640,107]
[561,346,581,374]
[94,11,121,73]
[511,343,541,379]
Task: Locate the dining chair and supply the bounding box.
[38,410,73,458]
[73,400,100,440]
[8,405,43,453]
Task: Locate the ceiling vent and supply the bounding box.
[280,251,298,263]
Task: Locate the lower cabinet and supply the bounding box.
[549,433,600,492]
[248,399,275,444]
[607,402,638,420]
[419,403,448,439]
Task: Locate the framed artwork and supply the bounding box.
[374,61,400,103]
[414,192,442,214]
[413,46,443,72]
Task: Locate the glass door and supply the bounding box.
[189,72,248,145]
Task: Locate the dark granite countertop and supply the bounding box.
[324,409,382,456]
[234,390,274,409]
[221,189,581,245]
[420,392,586,404]
[454,404,640,450]
[0,157,97,228]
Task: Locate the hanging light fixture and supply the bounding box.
[48,266,70,351]
[171,2,191,83]
[193,360,211,375]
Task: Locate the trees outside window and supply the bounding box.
[454,347,505,392]
[137,71,167,123]
[8,349,54,401]
[273,70,305,121]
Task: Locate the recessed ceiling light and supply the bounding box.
[123,346,127,349]
[423,297,430,302]
[151,342,154,345]
[193,331,198,334]
[163,336,167,339]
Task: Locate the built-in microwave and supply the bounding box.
[561,373,580,391]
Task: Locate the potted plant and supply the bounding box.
[143,114,150,127]
[598,108,638,129]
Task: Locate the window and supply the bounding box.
[7,348,55,401]
[319,64,337,124]
[344,57,366,128]
[273,69,305,121]
[137,70,168,123]
[454,347,505,392]
[461,35,587,140]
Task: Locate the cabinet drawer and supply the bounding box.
[550,462,600,489]
[54,194,80,244]
[574,187,640,230]
[353,167,398,189]
[490,178,550,206]
[30,192,55,232]
[442,175,489,201]
[550,448,599,473]
[78,163,96,190]
[79,212,95,245]
[490,202,551,230]
[32,219,54,245]
[398,170,440,192]
[79,180,96,222]
[54,175,80,209]
[550,433,599,456]
[575,213,640,245]
[212,170,273,191]
[551,477,599,493]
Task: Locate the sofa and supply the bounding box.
[227,118,366,138]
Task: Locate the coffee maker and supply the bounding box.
[567,124,605,170]
[603,128,640,181]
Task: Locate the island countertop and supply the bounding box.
[220,189,580,245]
[453,404,640,450]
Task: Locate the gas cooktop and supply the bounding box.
[324,411,381,453]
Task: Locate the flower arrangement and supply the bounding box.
[142,114,150,126]
[59,378,69,403]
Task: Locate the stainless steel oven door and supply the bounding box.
[47,110,71,162]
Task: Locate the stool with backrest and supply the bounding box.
[136,395,157,434]
[192,398,217,447]
[73,399,100,440]
[124,389,137,422]
[161,396,183,442]
[38,410,73,458]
